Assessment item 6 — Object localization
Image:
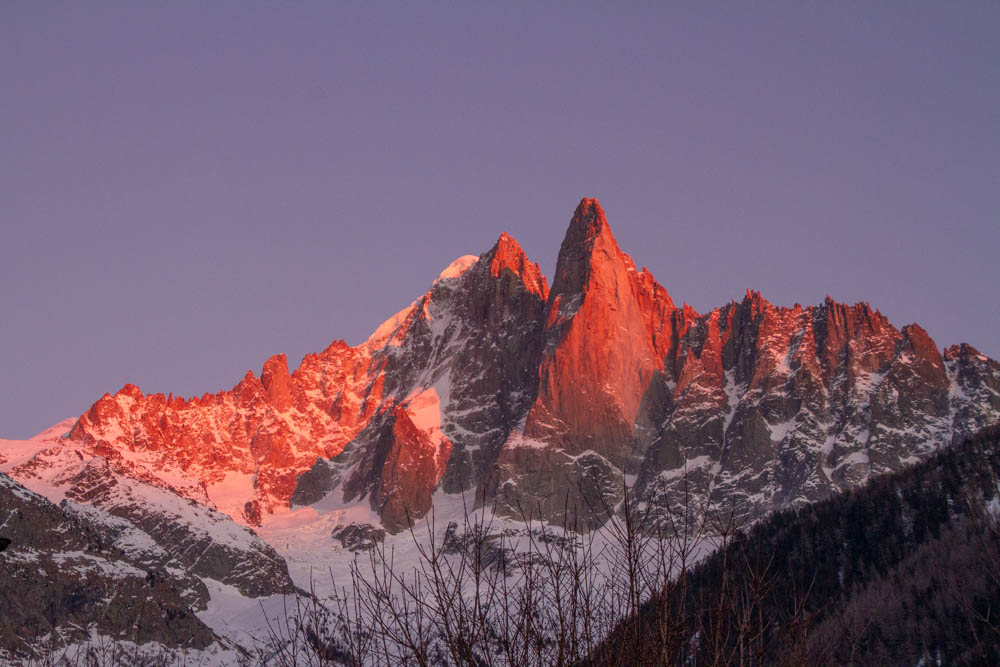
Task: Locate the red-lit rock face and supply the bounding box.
[375,407,452,533]
[66,197,1000,533]
[69,340,374,523]
[490,232,549,300]
[493,199,676,521]
[525,199,667,461]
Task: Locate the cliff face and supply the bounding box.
[61,198,1000,532]
[488,199,674,524]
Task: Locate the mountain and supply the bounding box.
[3,197,999,661]
[56,198,1000,534]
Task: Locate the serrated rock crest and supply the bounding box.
[58,198,1000,532]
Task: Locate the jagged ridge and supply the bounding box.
[57,198,1000,532]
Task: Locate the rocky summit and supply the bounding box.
[55,198,1000,533]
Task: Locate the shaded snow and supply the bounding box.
[766,416,798,444]
[207,471,256,519]
[31,417,77,441]
[435,254,479,282]
[364,301,417,349]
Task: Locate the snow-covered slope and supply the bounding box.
[0,470,225,661]
[0,428,300,662]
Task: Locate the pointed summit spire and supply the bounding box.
[571,197,607,230]
[551,197,628,301]
[489,231,529,267]
[562,197,616,252]
[520,196,669,493]
[485,231,549,298]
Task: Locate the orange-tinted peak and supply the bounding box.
[575,197,603,213]
[492,231,522,255]
[551,197,625,296]
[116,383,143,400]
[488,231,549,299]
[568,197,610,240]
[261,353,288,375]
[232,369,258,391]
[261,353,293,410]
[944,342,982,361]
[901,323,939,356]
[741,289,772,309]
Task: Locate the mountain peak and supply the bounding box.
[566,197,611,246]
[550,197,629,301]
[485,232,549,298]
[489,231,528,265]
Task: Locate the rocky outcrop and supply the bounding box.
[945,343,1000,435]
[630,290,995,525]
[2,439,296,599]
[0,473,217,660]
[338,406,452,533]
[331,523,385,552]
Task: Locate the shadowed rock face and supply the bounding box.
[294,234,551,532]
[64,198,1000,533]
[331,523,385,552]
[628,292,973,523]
[0,473,217,658]
[63,458,294,598]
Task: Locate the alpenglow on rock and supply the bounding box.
[63,198,1000,531]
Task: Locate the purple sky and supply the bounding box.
[3,3,998,439]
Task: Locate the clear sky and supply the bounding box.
[2,2,998,438]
